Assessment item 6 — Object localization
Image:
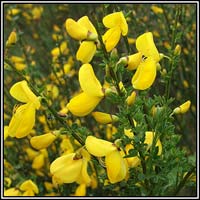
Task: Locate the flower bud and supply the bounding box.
[173,100,191,114]
[126,91,136,106]
[174,44,181,55]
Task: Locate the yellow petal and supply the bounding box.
[50,153,83,184]
[79,64,104,97]
[22,190,35,196]
[6,31,17,47]
[8,103,35,138]
[103,27,121,52]
[103,12,128,35]
[19,180,39,194]
[4,188,21,196]
[105,150,127,183]
[30,132,57,150]
[65,18,88,41]
[126,52,143,70]
[74,183,86,196]
[85,136,116,157]
[67,92,102,116]
[92,111,118,124]
[76,41,96,63]
[32,153,45,169]
[126,91,136,106]
[131,57,157,90]
[144,131,162,155]
[173,100,191,114]
[125,144,141,167]
[78,16,97,35]
[9,80,40,109]
[136,32,160,62]
[76,159,91,185]
[4,126,9,140]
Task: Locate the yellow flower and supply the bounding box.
[102,11,128,52]
[151,5,164,14]
[67,64,104,116]
[7,80,40,138]
[6,30,17,47]
[92,111,119,124]
[10,55,26,71]
[85,136,128,183]
[65,16,98,63]
[120,32,160,90]
[50,151,91,185]
[4,188,21,196]
[19,180,39,196]
[131,57,157,90]
[173,100,191,114]
[8,103,36,138]
[126,91,136,106]
[9,80,40,109]
[32,153,45,170]
[30,131,58,150]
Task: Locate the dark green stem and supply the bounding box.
[173,166,196,196]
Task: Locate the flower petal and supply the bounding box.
[65,18,88,41]
[20,180,39,194]
[50,153,83,184]
[105,150,127,183]
[8,103,35,138]
[78,16,97,35]
[76,41,96,63]
[131,57,157,90]
[67,92,102,116]
[126,52,142,71]
[102,27,121,52]
[85,136,116,157]
[30,132,57,150]
[136,32,160,62]
[9,80,40,109]
[79,64,104,97]
[92,111,118,124]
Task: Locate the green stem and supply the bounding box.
[165,6,181,99]
[173,166,196,196]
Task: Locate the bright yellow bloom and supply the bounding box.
[173,100,191,114]
[8,102,36,138]
[151,5,164,14]
[136,32,160,62]
[6,30,17,47]
[65,16,98,63]
[131,57,157,90]
[67,64,104,116]
[32,153,45,170]
[19,180,39,196]
[85,136,128,183]
[50,151,91,185]
[4,188,21,196]
[7,80,40,138]
[102,11,128,52]
[30,131,58,150]
[122,32,160,90]
[92,112,119,124]
[9,80,40,109]
[126,91,136,106]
